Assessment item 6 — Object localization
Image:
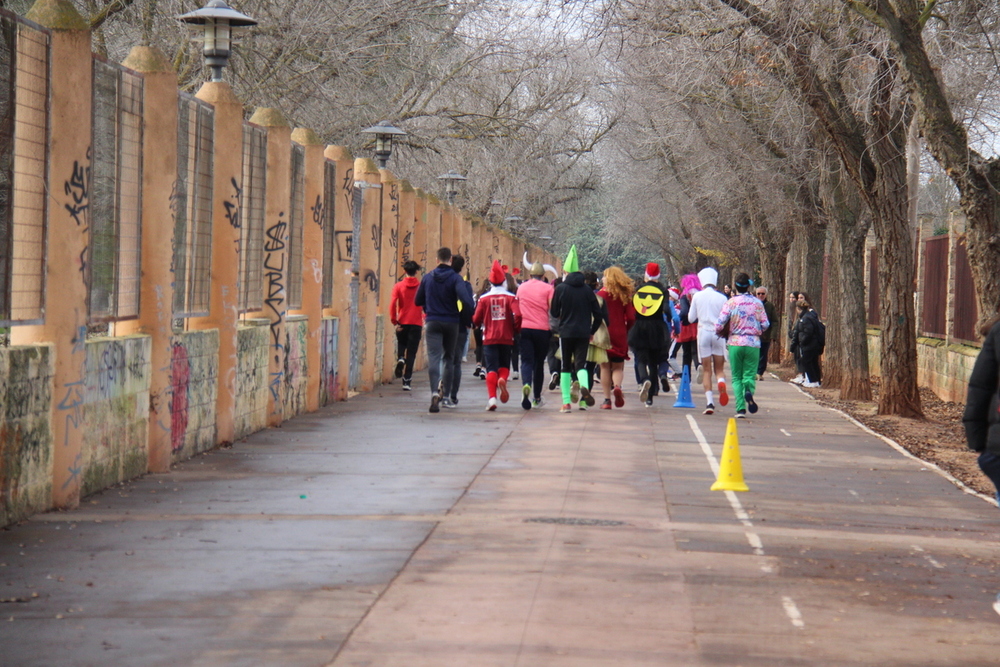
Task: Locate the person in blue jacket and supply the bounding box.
[414,247,475,413]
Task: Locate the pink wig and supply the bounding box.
[680,273,702,297]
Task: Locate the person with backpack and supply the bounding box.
[793,291,824,388]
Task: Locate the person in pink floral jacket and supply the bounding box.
[715,272,769,418]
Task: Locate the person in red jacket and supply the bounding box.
[390,260,424,390]
[472,260,522,411]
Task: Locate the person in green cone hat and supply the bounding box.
[549,245,604,412]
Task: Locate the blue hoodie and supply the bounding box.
[414,264,474,323]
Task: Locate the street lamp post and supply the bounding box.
[176,0,258,83]
[437,170,467,205]
[360,121,407,169]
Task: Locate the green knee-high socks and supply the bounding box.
[577,369,590,391]
[560,372,573,405]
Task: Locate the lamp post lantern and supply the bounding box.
[361,121,407,169]
[176,0,258,83]
[437,170,467,205]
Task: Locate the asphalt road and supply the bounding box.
[2,372,998,666]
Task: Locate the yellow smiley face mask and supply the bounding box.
[633,284,665,316]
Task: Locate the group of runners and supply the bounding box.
[391,245,783,417]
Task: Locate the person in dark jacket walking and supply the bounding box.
[414,247,475,413]
[550,246,602,412]
[793,292,823,387]
[442,255,474,408]
[963,315,1000,506]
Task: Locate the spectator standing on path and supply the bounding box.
[390,260,424,391]
[442,255,474,408]
[793,292,823,387]
[628,262,671,408]
[755,286,778,380]
[688,267,730,415]
[788,290,804,383]
[962,314,1000,507]
[472,260,522,411]
[550,245,602,413]
[715,273,769,418]
[414,247,474,413]
[597,266,636,409]
[516,262,554,409]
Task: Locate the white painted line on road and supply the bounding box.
[780,429,792,437]
[782,596,805,628]
[911,545,945,569]
[687,415,769,567]
[848,489,860,498]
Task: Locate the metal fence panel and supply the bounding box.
[89,58,143,323]
[173,93,213,318]
[953,240,978,343]
[921,236,948,337]
[239,123,266,314]
[287,143,304,309]
[321,160,335,308]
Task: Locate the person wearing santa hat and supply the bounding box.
[472,260,522,410]
[687,267,730,414]
[628,262,671,407]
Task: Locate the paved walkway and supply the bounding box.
[2,371,1000,666]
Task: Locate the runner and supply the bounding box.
[687,267,729,415]
[516,261,554,409]
[628,262,670,408]
[715,272,769,418]
[472,260,522,411]
[389,260,424,391]
[550,246,603,413]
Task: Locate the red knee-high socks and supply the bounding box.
[486,371,498,398]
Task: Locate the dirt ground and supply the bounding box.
[770,367,993,500]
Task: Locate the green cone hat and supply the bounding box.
[563,245,579,273]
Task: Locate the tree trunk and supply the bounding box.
[824,220,843,388]
[838,216,873,401]
[962,187,1000,334]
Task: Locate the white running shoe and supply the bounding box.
[486,397,498,411]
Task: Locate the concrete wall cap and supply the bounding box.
[291,128,323,146]
[26,0,88,30]
[195,81,242,107]
[400,180,414,193]
[354,157,379,175]
[324,145,353,161]
[122,46,173,73]
[248,107,289,128]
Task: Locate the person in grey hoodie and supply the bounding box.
[414,247,474,413]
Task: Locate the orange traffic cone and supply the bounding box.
[711,418,749,492]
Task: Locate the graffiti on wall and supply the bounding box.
[170,342,189,453]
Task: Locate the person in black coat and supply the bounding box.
[963,315,1000,506]
[793,292,823,387]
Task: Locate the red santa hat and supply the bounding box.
[668,287,679,300]
[489,260,505,285]
[512,267,520,276]
[645,262,661,282]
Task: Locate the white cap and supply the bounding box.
[697,267,718,288]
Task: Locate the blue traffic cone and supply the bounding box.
[673,365,696,408]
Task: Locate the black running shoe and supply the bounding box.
[746,390,758,414]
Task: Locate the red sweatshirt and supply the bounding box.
[390,276,424,326]
[472,287,521,345]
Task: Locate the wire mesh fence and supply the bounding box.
[287,142,304,309]
[238,122,266,314]
[89,57,143,323]
[0,12,48,327]
[173,92,213,319]
[321,159,336,308]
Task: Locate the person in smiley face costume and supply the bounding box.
[628,262,671,407]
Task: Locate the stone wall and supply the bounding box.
[169,330,219,462]
[282,316,309,420]
[0,345,53,526]
[234,321,270,441]
[81,336,151,497]
[867,329,978,404]
[320,317,340,406]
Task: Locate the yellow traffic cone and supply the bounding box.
[711,418,749,492]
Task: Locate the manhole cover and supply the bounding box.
[524,517,627,527]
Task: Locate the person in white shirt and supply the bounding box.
[687,267,730,414]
